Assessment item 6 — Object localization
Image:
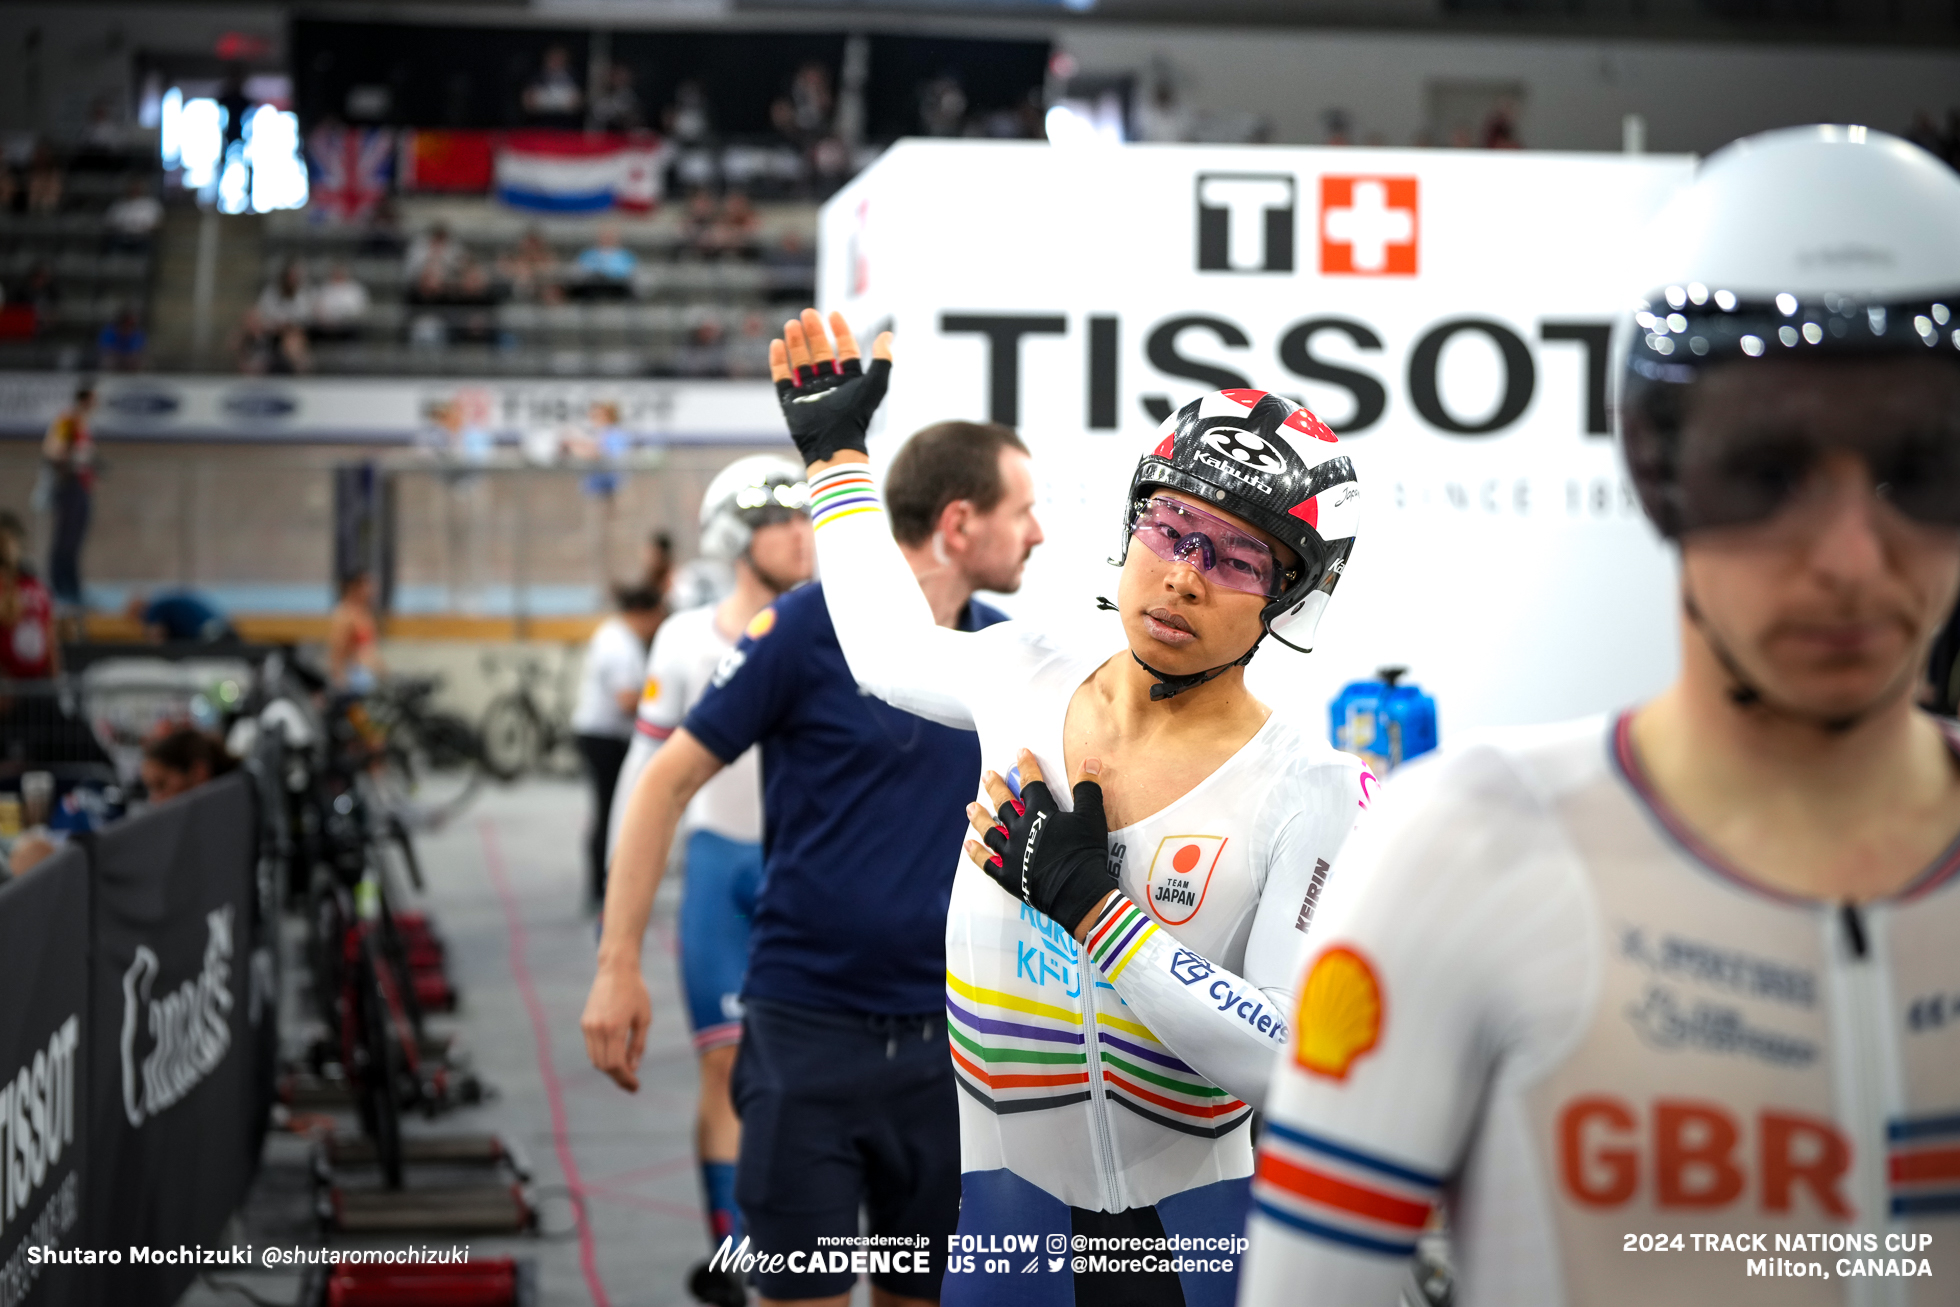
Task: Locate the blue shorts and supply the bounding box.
[677,829,762,1053]
[942,1167,1251,1307]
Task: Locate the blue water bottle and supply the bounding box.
[1331,666,1439,774]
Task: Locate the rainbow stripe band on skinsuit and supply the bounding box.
[809,466,882,530]
[1087,895,1158,982]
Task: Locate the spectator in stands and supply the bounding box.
[103,179,162,250]
[573,584,665,908]
[664,79,712,145]
[139,725,237,802]
[268,322,312,374]
[309,262,369,340]
[327,570,383,692]
[500,226,563,304]
[575,222,637,295]
[405,222,463,290]
[126,588,235,643]
[359,197,407,257]
[674,319,729,377]
[591,64,645,133]
[82,96,129,154]
[95,308,145,372]
[453,255,495,303]
[523,44,584,126]
[0,510,58,681]
[24,148,62,216]
[256,259,311,331]
[0,168,19,215]
[919,73,967,137]
[727,312,772,378]
[232,306,274,372]
[680,188,719,257]
[40,385,95,637]
[715,190,759,256]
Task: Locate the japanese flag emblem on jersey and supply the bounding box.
[1145,835,1228,925]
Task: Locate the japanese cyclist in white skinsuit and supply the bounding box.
[1244,127,1960,1307]
[768,310,1373,1307]
[601,455,814,1307]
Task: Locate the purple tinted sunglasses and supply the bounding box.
[1129,496,1284,598]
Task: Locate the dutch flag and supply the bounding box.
[494,131,663,214]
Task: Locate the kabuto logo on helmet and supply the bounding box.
[1120,389,1361,685]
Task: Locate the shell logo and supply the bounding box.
[1293,945,1383,1081]
[745,608,777,640]
[641,675,661,703]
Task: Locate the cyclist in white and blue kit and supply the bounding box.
[770,309,1374,1307]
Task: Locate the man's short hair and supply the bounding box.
[885,421,1030,548]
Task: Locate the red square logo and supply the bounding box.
[1319,176,1418,276]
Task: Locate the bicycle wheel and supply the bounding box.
[478,694,541,782]
[370,740,483,832]
[353,944,406,1190]
[419,710,486,772]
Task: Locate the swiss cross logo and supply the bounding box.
[1319,176,1418,276]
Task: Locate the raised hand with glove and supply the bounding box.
[964,748,1118,943]
[768,308,894,471]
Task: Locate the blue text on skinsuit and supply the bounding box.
[1207,979,1287,1041]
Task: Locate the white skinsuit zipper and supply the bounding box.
[1827,901,1909,1307]
[1080,963,1124,1210]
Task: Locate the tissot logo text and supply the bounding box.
[1320,176,1418,276]
[1196,173,1295,273]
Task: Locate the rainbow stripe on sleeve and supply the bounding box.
[1086,896,1157,982]
[809,466,882,530]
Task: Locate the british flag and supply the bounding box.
[306,124,395,223]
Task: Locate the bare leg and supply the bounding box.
[698,1042,740,1162]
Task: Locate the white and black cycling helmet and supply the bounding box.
[1620,125,1960,538]
[698,455,810,563]
[1114,389,1359,699]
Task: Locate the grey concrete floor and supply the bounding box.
[182,778,712,1307]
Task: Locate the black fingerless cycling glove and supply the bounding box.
[981,776,1119,935]
[775,355,892,465]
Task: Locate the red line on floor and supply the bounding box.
[480,817,612,1307]
[579,1183,704,1221]
[586,1154,695,1190]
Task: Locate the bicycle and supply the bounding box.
[299,695,476,1189]
[359,674,486,831]
[477,650,580,781]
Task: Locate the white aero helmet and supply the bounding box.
[1620,125,1960,537]
[698,455,809,562]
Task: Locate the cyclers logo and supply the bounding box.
[121,907,236,1128]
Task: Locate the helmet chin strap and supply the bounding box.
[1681,586,1889,735]
[1097,596,1261,702]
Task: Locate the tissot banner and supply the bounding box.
[0,848,88,1307]
[84,773,260,1304]
[818,141,1699,733]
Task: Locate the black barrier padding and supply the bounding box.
[82,773,261,1304]
[0,845,89,1307]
